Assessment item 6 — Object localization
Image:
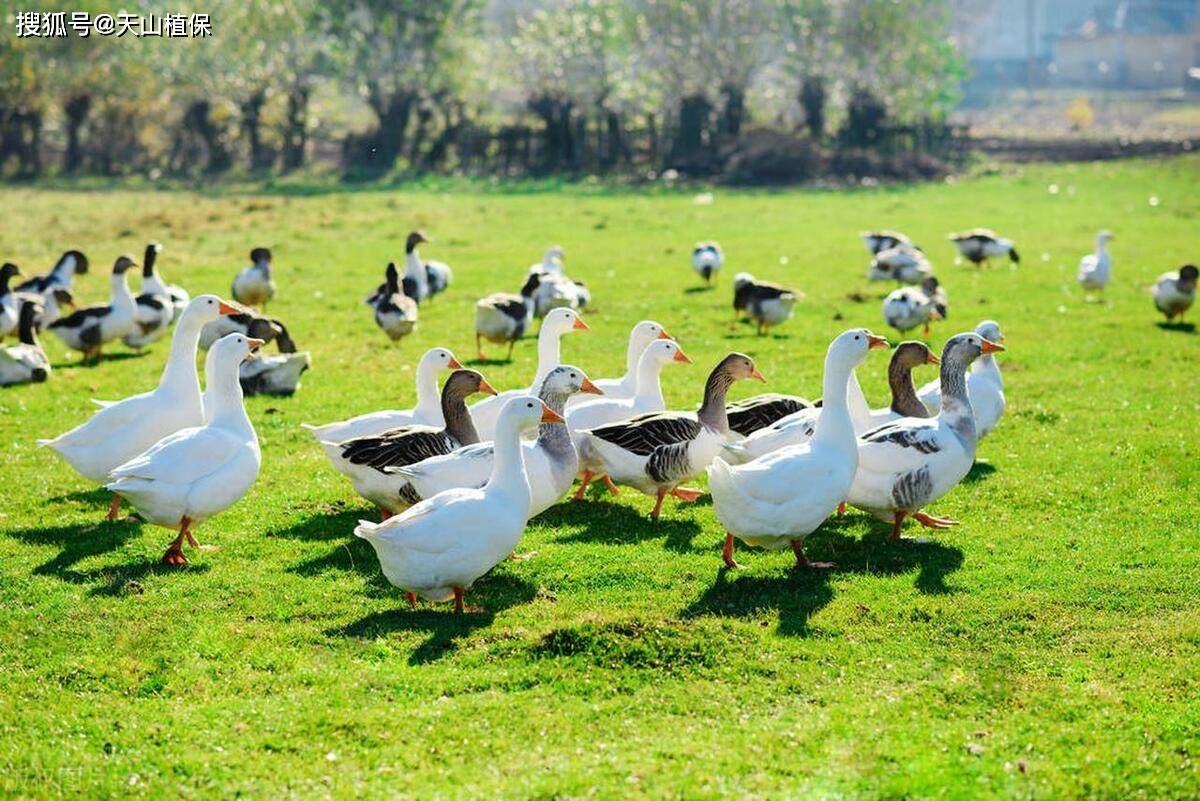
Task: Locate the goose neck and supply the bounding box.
[938,357,977,443]
[696,368,734,432]
[633,355,666,406]
[887,359,924,417]
[443,390,480,445]
[532,327,562,388]
[536,387,575,459]
[486,418,533,508]
[158,315,205,400]
[206,357,252,433]
[813,360,856,449]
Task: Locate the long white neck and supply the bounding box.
[485,418,533,510]
[143,268,166,295]
[157,313,205,399]
[206,355,254,435]
[413,359,442,418]
[632,355,666,407]
[622,335,643,382]
[531,327,562,388]
[846,368,870,426]
[405,250,427,292]
[972,353,1002,386]
[1095,237,1108,257]
[110,271,133,310]
[812,358,857,450]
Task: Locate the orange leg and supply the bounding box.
[671,487,704,502]
[890,511,907,541]
[476,334,486,361]
[650,488,666,520]
[837,501,846,516]
[912,510,959,529]
[379,508,393,522]
[106,494,122,521]
[602,475,620,496]
[406,591,417,609]
[453,587,465,614]
[162,516,193,565]
[791,539,834,570]
[722,532,741,569]
[573,471,594,501]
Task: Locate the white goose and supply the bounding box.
[580,353,764,519]
[39,295,237,518]
[1077,230,1114,294]
[474,273,542,360]
[882,276,944,335]
[0,300,50,386]
[400,231,452,303]
[1152,264,1198,323]
[692,241,724,285]
[568,338,693,497]
[231,247,275,309]
[847,331,1004,539]
[709,329,889,569]
[869,243,933,284]
[108,332,263,565]
[123,244,175,349]
[47,256,138,359]
[301,347,462,442]
[565,320,671,408]
[355,395,561,613]
[469,307,589,440]
[391,365,602,516]
[918,320,1006,441]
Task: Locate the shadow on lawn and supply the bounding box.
[51,351,149,370]
[541,497,705,554]
[963,460,997,484]
[330,573,538,664]
[1156,321,1195,334]
[269,507,392,586]
[681,516,963,636]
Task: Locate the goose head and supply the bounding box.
[641,338,692,370]
[974,319,1004,345]
[1096,230,1114,248]
[112,255,137,275]
[542,307,589,336]
[61,249,88,275]
[544,245,565,264]
[0,262,21,286]
[892,341,940,371]
[828,328,889,370]
[498,395,565,435]
[540,364,602,399]
[732,272,755,291]
[445,369,497,402]
[182,295,240,327]
[249,247,272,267]
[143,242,163,277]
[941,331,1004,375]
[716,352,766,383]
[1178,264,1198,291]
[419,347,463,375]
[630,320,672,350]
[406,231,429,254]
[211,332,264,368]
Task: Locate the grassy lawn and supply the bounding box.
[2,157,1199,798]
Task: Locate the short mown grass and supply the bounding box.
[1,158,1198,798]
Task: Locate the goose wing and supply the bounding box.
[109,426,240,485]
[337,426,453,470]
[588,411,701,455]
[726,393,810,436]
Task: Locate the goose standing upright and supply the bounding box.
[1152,264,1198,323]
[371,262,419,341]
[14,249,88,296]
[581,353,764,519]
[469,307,589,439]
[474,272,542,360]
[847,332,1005,539]
[565,320,672,407]
[529,246,590,317]
[47,256,138,359]
[918,320,1006,440]
[108,333,263,565]
[301,347,462,442]
[392,365,603,515]
[401,231,452,303]
[318,370,497,517]
[123,243,176,349]
[39,296,237,517]
[137,242,188,319]
[1077,230,1114,295]
[732,273,802,334]
[0,300,50,386]
[692,242,724,286]
[232,247,275,309]
[354,395,562,613]
[709,329,889,569]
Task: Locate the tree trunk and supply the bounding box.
[282,86,309,171]
[800,76,827,140]
[408,99,434,167]
[672,94,712,168]
[240,90,272,171]
[719,84,745,137]
[185,100,232,173]
[368,88,417,169]
[62,94,91,174]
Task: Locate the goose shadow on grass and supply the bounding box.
[1,516,209,594]
[329,573,538,665]
[538,497,704,554]
[680,515,964,637]
[47,487,113,507]
[267,507,389,583]
[683,286,716,295]
[51,351,149,369]
[962,460,997,484]
[1155,321,1195,334]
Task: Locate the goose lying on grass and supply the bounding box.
[918,320,1005,440]
[869,243,933,284]
[0,263,23,339]
[355,395,562,613]
[847,331,1004,540]
[710,329,888,570]
[0,300,50,386]
[580,353,764,520]
[108,333,263,565]
[301,347,462,442]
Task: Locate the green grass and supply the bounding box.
[2,157,1199,798]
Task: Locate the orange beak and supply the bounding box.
[749,368,767,383]
[867,333,890,350]
[247,337,264,352]
[478,378,499,396]
[926,352,941,366]
[218,301,240,315]
[673,348,694,364]
[981,338,1005,354]
[572,317,590,331]
[448,357,463,369]
[580,377,604,395]
[540,404,566,424]
[657,329,672,340]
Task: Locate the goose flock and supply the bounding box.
[9,220,1195,615]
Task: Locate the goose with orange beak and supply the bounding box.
[390,365,604,516]
[709,330,889,570]
[917,320,1006,441]
[356,396,563,613]
[39,295,239,520]
[107,333,264,565]
[581,352,766,520]
[848,331,1006,540]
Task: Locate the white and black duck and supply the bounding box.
[232,247,276,309]
[528,246,590,317]
[883,276,945,335]
[0,300,50,386]
[14,249,88,295]
[318,369,497,518]
[123,244,177,349]
[0,263,24,339]
[200,309,292,352]
[949,229,1019,267]
[474,272,542,360]
[1153,264,1198,323]
[869,243,933,284]
[846,331,1005,540]
[370,262,419,342]
[860,230,911,255]
[580,353,764,520]
[732,272,802,334]
[47,255,137,359]
[692,241,724,285]
[399,231,452,303]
